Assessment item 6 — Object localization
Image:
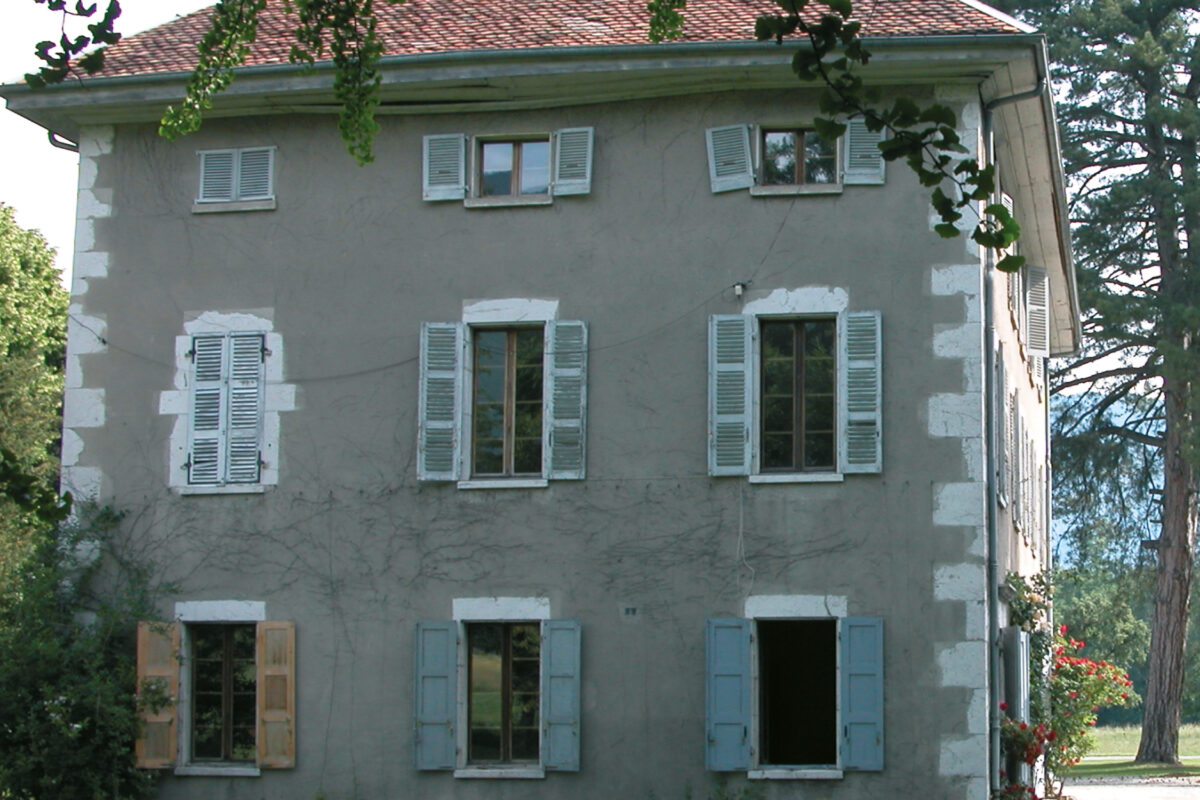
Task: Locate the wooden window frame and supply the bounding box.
[759,318,838,473]
[759,129,839,187]
[466,621,541,765]
[470,327,544,478]
[190,623,257,763]
[476,138,552,198]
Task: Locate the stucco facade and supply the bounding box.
[2,3,1076,798]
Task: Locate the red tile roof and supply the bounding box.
[95,0,1027,78]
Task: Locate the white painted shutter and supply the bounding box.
[1025,266,1049,357]
[188,335,227,484]
[552,128,594,196]
[995,354,1008,506]
[422,134,467,201]
[198,150,235,202]
[999,192,1016,259]
[237,148,274,200]
[707,315,752,475]
[705,125,754,193]
[1007,395,1018,515]
[226,334,264,483]
[840,311,883,473]
[545,321,587,479]
[843,119,885,185]
[418,322,463,480]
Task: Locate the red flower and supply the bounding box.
[999,701,1009,711]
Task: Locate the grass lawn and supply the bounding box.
[1061,724,1200,779]
[1065,759,1200,779]
[1085,724,1200,758]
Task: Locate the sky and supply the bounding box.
[1,1,213,286]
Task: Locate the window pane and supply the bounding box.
[511,728,539,761]
[806,356,834,395]
[805,395,834,433]
[763,396,792,433]
[762,132,797,185]
[481,142,514,196]
[805,320,835,357]
[805,432,835,469]
[761,322,794,357]
[513,437,542,474]
[763,358,793,397]
[474,438,503,475]
[519,140,550,195]
[804,133,837,184]
[762,433,792,471]
[470,728,502,762]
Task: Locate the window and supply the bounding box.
[135,609,295,774]
[705,119,884,194]
[422,128,594,204]
[706,610,883,777]
[414,607,580,775]
[471,328,544,477]
[708,307,881,479]
[195,147,275,211]
[418,312,587,485]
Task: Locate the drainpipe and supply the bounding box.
[48,131,79,152]
[981,68,1048,795]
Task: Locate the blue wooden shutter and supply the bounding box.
[423,134,467,201]
[840,617,884,771]
[226,333,264,483]
[843,119,886,185]
[541,619,581,771]
[414,621,457,770]
[840,311,882,473]
[545,321,587,479]
[705,125,754,193]
[552,128,594,196]
[188,335,226,484]
[708,315,752,476]
[418,323,463,481]
[705,618,751,771]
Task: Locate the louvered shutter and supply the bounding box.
[705,125,754,193]
[135,622,179,769]
[226,334,264,483]
[198,150,235,202]
[841,617,884,771]
[705,618,751,771]
[1025,267,1049,358]
[189,335,227,484]
[843,119,886,185]
[257,621,295,768]
[995,355,1008,505]
[237,148,274,200]
[418,323,463,481]
[545,321,587,479]
[708,315,752,476]
[423,134,467,201]
[1006,394,1017,508]
[1002,625,1032,785]
[541,619,582,771]
[414,622,457,770]
[840,311,883,473]
[552,128,594,196]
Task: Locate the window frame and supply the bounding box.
[468,326,547,479]
[753,127,841,194]
[758,317,839,474]
[188,623,258,764]
[475,137,553,200]
[465,621,543,766]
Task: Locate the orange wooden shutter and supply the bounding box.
[135,621,179,769]
[256,621,295,768]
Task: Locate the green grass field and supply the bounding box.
[1062,724,1200,779]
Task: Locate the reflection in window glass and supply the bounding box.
[761,319,836,472]
[479,139,551,196]
[191,624,256,762]
[519,141,550,195]
[468,622,541,763]
[472,328,544,476]
[761,130,836,185]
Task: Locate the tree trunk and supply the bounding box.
[1136,376,1197,763]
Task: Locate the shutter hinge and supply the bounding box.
[185,347,195,361]
[182,454,192,471]
[261,342,271,358]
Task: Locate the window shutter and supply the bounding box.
[843,119,885,185]
[705,618,751,771]
[708,315,752,476]
[545,321,588,479]
[189,335,227,484]
[1006,394,1017,508]
[256,621,295,768]
[135,621,179,769]
[226,334,264,483]
[995,354,1008,505]
[414,621,457,770]
[418,323,463,481]
[840,311,883,473]
[1002,625,1032,785]
[552,128,594,196]
[237,148,274,200]
[423,134,467,201]
[541,619,582,771]
[705,125,754,193]
[1025,266,1049,357]
[841,616,884,771]
[198,150,235,202]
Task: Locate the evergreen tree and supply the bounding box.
[995,0,1200,763]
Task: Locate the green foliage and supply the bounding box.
[0,506,161,800]
[24,0,122,89]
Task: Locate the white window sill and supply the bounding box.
[464,195,553,209]
[457,478,549,490]
[174,764,261,777]
[454,766,545,779]
[192,198,276,214]
[749,768,843,780]
[749,184,843,197]
[748,473,844,484]
[178,483,267,495]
